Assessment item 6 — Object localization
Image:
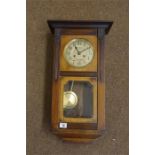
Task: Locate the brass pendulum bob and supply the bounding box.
[63,81,78,109]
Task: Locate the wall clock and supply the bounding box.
[47,20,113,142]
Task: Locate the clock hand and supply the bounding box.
[75,46,80,55]
[79,47,90,54]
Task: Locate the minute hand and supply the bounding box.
[79,47,90,54]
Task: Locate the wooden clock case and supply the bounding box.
[47,20,113,142]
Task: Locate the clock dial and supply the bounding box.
[64,39,94,67]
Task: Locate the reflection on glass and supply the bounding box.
[63,81,93,118]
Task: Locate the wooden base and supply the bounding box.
[63,138,96,143]
[52,128,104,142]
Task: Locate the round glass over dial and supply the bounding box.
[64,39,94,67]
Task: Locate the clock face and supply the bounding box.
[64,39,94,67]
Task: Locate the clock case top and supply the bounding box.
[48,20,113,34]
[47,20,113,79]
[47,20,113,142]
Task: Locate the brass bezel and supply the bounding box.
[63,38,94,68]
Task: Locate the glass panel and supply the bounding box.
[63,80,93,118]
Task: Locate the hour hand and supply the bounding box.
[75,46,80,55]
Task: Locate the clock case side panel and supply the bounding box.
[97,28,106,131]
[51,28,61,130]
